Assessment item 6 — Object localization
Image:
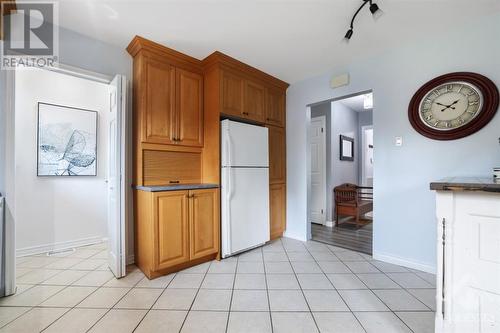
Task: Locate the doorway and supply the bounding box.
[308,92,374,254]
[2,65,127,297]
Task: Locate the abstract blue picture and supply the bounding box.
[37,102,98,176]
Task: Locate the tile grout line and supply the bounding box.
[178,259,213,332]
[131,272,178,332]
[281,238,322,332]
[224,254,239,333]
[261,245,274,333]
[304,239,368,333]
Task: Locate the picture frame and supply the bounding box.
[37,102,98,176]
[340,135,354,161]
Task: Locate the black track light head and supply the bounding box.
[344,29,354,40]
[369,2,380,14]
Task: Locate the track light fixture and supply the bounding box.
[344,0,383,41]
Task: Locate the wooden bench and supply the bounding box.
[333,183,373,229]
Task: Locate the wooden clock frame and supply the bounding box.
[408,72,499,140]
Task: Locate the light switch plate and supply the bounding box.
[395,136,403,146]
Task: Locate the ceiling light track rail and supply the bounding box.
[344,0,382,41]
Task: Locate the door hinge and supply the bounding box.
[321,127,324,133]
[321,209,324,214]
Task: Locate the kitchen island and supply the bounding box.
[431,177,500,333]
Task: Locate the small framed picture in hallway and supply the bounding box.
[340,135,354,161]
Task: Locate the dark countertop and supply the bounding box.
[135,183,219,192]
[430,177,500,193]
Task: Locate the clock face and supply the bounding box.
[418,81,483,131]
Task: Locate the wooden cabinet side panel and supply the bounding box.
[268,125,286,184]
[189,189,220,260]
[176,68,204,147]
[202,67,221,184]
[134,190,154,276]
[133,56,144,185]
[270,184,286,240]
[154,191,190,270]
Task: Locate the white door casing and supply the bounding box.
[309,116,326,225]
[107,75,127,278]
[361,126,373,187]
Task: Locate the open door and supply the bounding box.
[107,75,127,278]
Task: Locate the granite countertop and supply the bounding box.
[430,177,500,193]
[135,183,219,192]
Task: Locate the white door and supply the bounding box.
[362,126,374,187]
[221,167,269,257]
[221,120,269,167]
[107,75,127,278]
[309,116,326,225]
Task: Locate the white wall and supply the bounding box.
[286,13,500,273]
[331,101,359,189]
[15,69,110,255]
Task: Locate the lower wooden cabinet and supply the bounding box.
[135,188,219,279]
[270,183,286,240]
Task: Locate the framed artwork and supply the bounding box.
[340,135,354,161]
[37,102,98,176]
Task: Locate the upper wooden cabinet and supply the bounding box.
[144,57,176,145]
[128,37,204,148]
[266,87,285,127]
[244,80,266,122]
[221,69,244,117]
[268,125,286,184]
[176,69,203,147]
[203,52,288,126]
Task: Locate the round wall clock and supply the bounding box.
[408,72,499,140]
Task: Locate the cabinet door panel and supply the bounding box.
[190,189,219,260]
[221,70,244,117]
[270,184,286,240]
[244,80,266,122]
[265,88,285,127]
[268,125,286,184]
[176,69,203,147]
[144,58,176,144]
[154,191,190,269]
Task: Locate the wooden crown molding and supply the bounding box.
[202,51,289,90]
[127,35,203,70]
[127,36,289,91]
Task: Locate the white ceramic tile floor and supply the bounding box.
[0,239,436,332]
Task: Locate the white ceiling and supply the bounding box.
[52,0,500,83]
[338,93,372,112]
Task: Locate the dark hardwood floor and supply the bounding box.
[311,218,373,255]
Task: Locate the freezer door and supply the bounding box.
[221,167,270,257]
[221,120,269,167]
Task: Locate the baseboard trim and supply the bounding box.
[373,251,436,274]
[16,236,106,257]
[283,230,307,242]
[325,221,334,227]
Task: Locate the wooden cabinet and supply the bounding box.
[143,57,176,145]
[243,80,266,122]
[266,87,285,127]
[189,189,219,259]
[135,188,220,279]
[270,183,286,240]
[155,191,190,269]
[268,125,286,184]
[221,69,244,117]
[176,69,203,147]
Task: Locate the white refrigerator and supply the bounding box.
[221,120,270,258]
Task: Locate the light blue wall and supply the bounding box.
[286,13,500,271]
